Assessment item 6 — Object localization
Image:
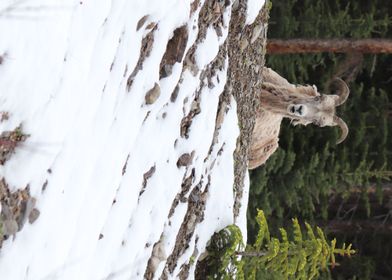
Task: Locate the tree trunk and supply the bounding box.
[326,185,392,220]
[267,39,392,54]
[319,219,392,235]
[236,251,268,257]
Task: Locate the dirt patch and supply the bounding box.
[122,154,130,176]
[170,85,180,103]
[182,0,229,77]
[168,169,195,220]
[161,176,210,278]
[180,98,201,139]
[0,178,39,248]
[143,172,206,280]
[227,1,270,220]
[138,165,156,200]
[127,25,157,91]
[177,236,199,280]
[0,112,9,122]
[198,0,229,37]
[142,1,270,278]
[0,125,29,165]
[143,233,167,280]
[159,25,189,79]
[181,43,227,141]
[142,165,156,188]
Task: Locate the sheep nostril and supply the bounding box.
[290,107,295,113]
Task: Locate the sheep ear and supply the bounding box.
[292,119,311,126]
[312,85,321,96]
[296,85,318,97]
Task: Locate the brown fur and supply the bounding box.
[249,67,349,169]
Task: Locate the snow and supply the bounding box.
[195,27,220,69]
[0,0,263,279]
[237,171,250,245]
[245,0,266,25]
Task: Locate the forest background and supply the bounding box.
[247,0,392,279]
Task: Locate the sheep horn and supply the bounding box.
[334,116,349,144]
[332,78,350,106]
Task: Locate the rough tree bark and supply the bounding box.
[267,38,392,54]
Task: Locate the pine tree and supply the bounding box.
[200,211,355,280]
[248,0,392,278]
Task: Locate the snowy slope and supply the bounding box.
[0,0,264,279]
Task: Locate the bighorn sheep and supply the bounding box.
[249,67,350,170]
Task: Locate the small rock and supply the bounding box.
[0,203,12,220]
[0,125,29,165]
[145,83,160,105]
[99,233,104,240]
[0,112,9,122]
[215,101,227,129]
[143,165,156,183]
[3,219,18,236]
[143,111,151,123]
[136,15,149,31]
[42,180,48,192]
[177,153,193,168]
[28,208,40,224]
[215,26,223,37]
[122,154,130,176]
[160,64,173,78]
[123,64,128,77]
[213,2,221,15]
[232,0,240,10]
[251,24,263,44]
[240,37,249,51]
[190,100,201,114]
[146,237,167,277]
[189,192,200,203]
[146,22,156,30]
[159,25,188,79]
[170,85,180,103]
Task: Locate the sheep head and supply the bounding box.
[287,78,349,144]
[260,78,350,144]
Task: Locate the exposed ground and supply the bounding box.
[228,1,270,220]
